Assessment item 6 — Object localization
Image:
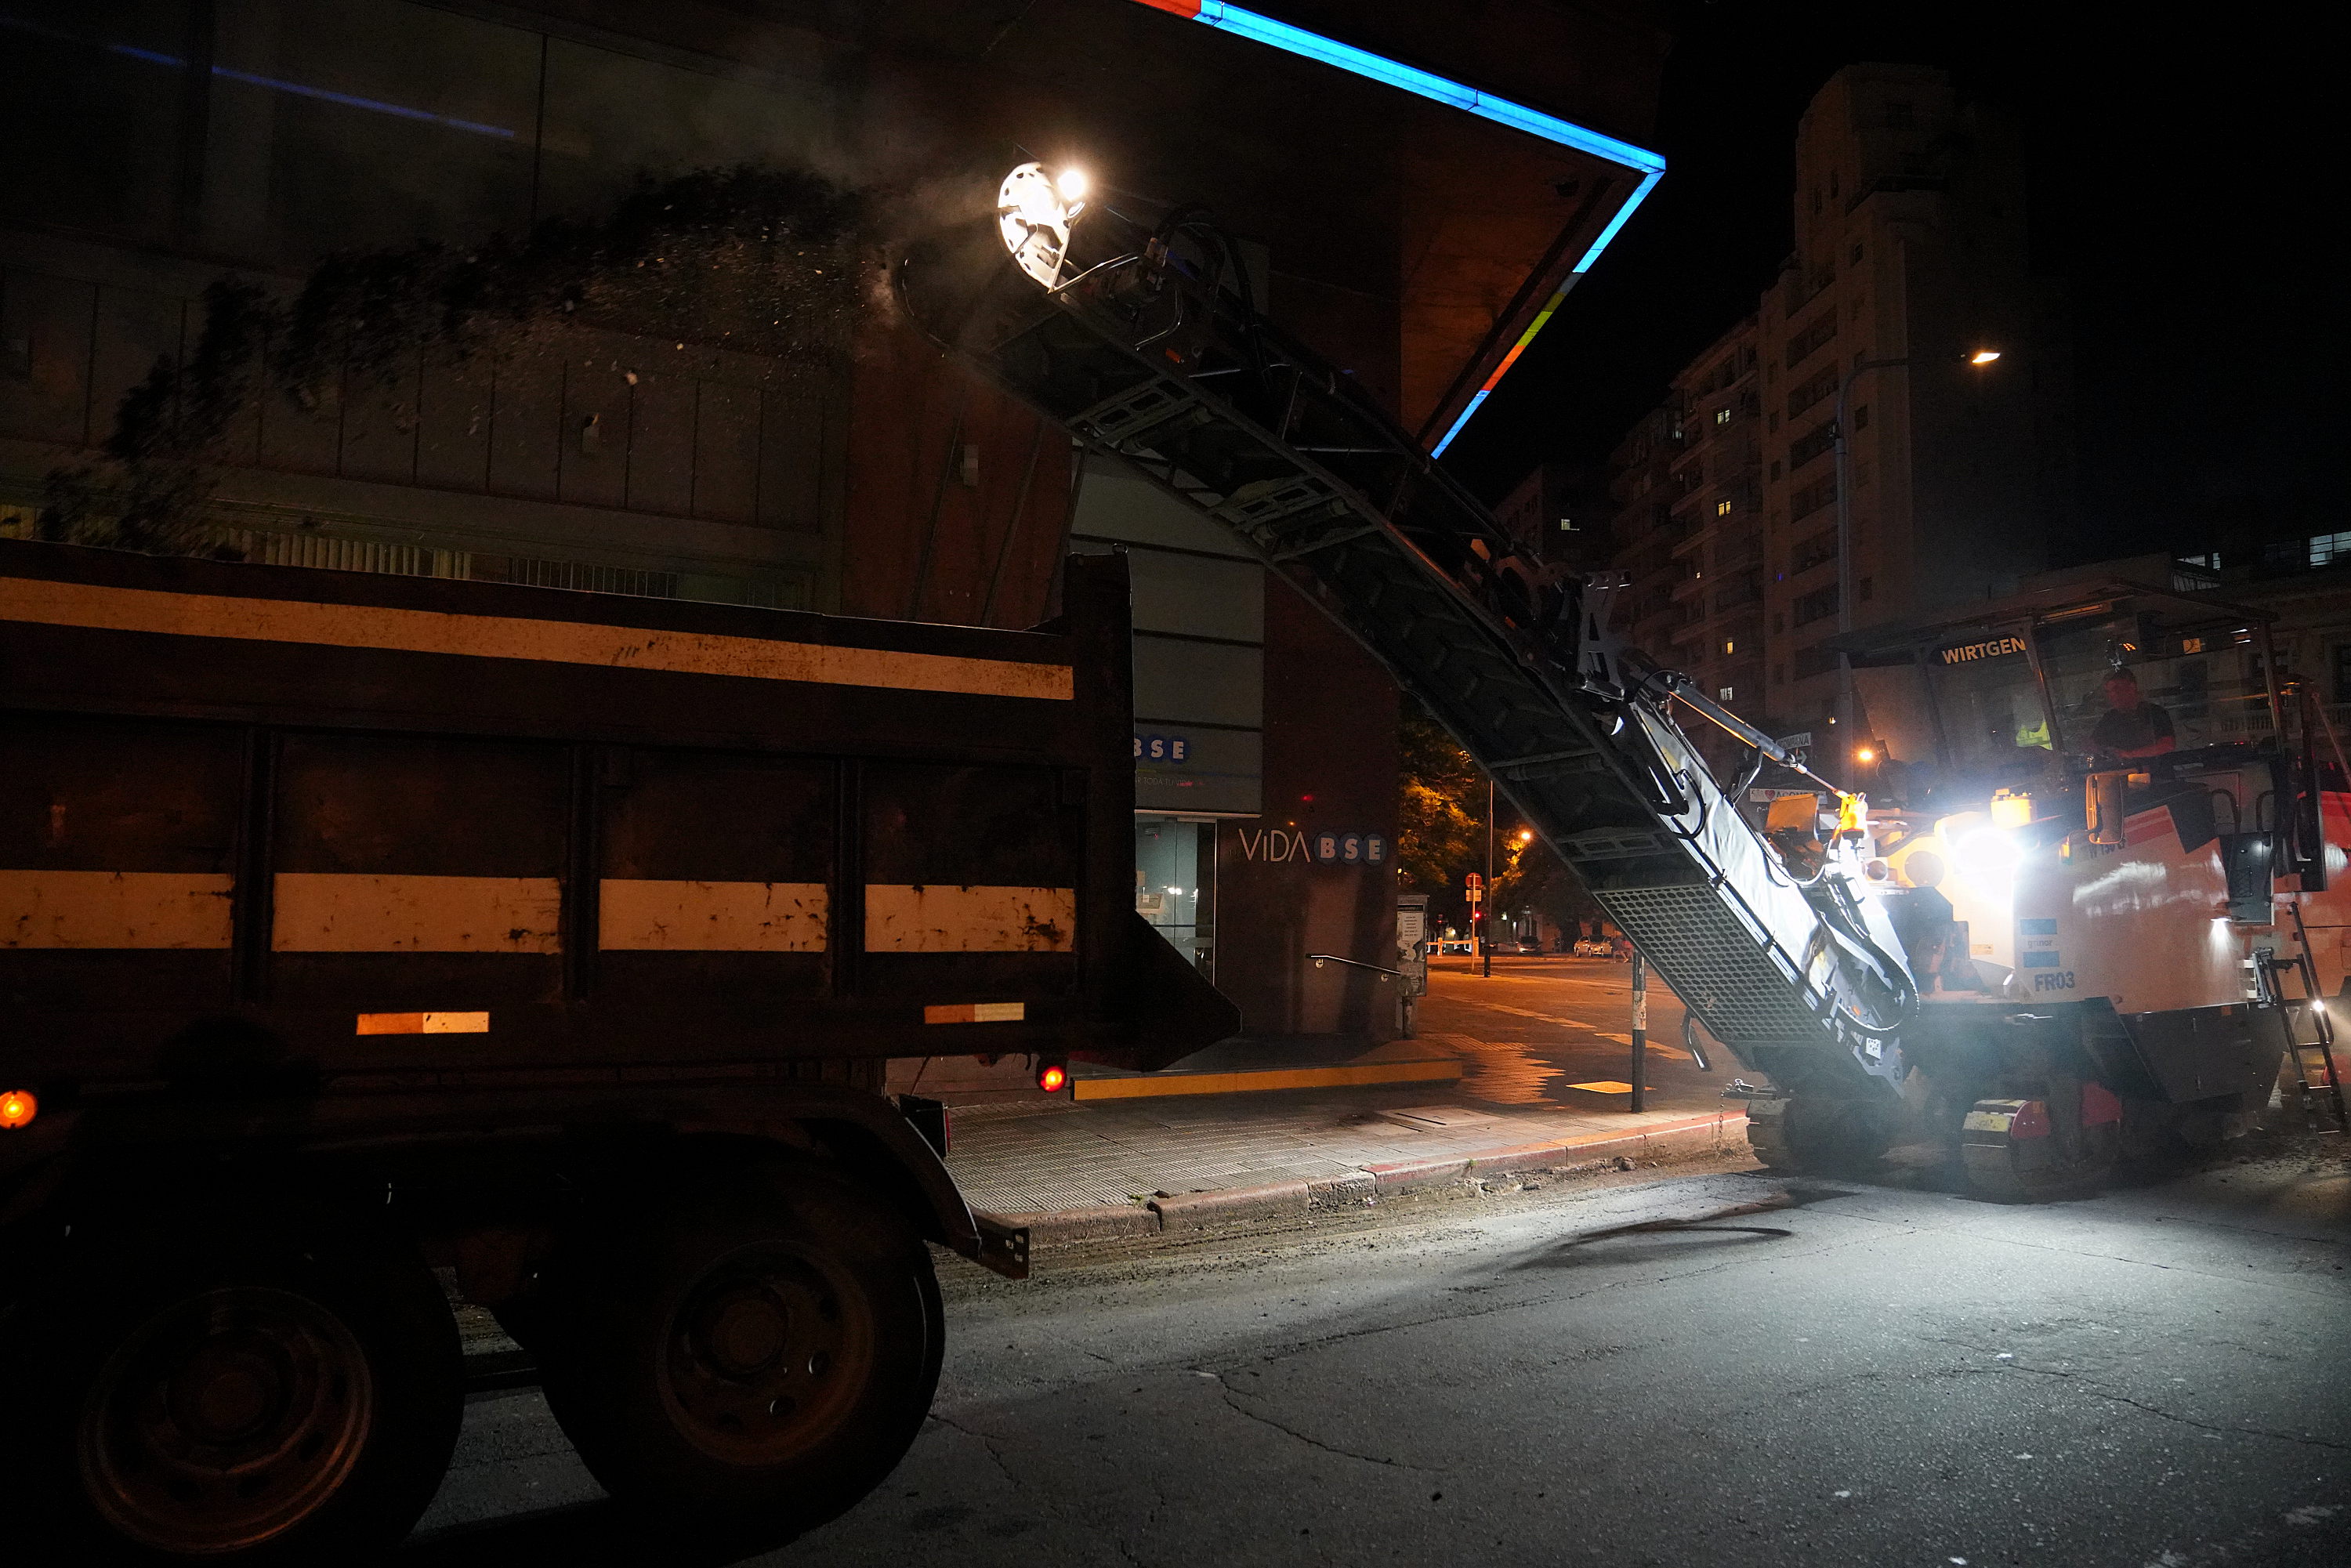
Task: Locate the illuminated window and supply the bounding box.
[1715,498,1733,516]
[1718,686,1735,701]
[2310,532,2351,567]
[1715,407,1731,425]
[1723,639,1736,654]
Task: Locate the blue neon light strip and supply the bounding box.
[1126,2,1665,455]
[0,16,515,138]
[1430,390,1491,458]
[1154,2,1664,176]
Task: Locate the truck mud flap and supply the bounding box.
[974,1214,1031,1280]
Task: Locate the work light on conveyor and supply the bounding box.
[998,161,1089,289]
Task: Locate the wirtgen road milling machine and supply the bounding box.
[904,159,2349,1204]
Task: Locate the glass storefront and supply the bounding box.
[1134,816,1217,981]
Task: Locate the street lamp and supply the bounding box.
[1831,349,2001,759]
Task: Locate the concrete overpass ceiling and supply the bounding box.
[737,0,1667,438]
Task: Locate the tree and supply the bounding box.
[1396,704,1483,919]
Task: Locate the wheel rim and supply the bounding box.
[661,1244,878,1467]
[79,1286,375,1554]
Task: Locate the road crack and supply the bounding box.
[1998,1362,2351,1453]
[1201,1369,1444,1472]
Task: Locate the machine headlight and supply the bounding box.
[1953,826,2023,880]
[999,161,1088,289]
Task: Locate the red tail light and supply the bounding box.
[1037,1063,1068,1094]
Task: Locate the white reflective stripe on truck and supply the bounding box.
[864,885,1077,952]
[598,881,830,951]
[0,870,235,948]
[271,874,563,953]
[0,577,1074,701]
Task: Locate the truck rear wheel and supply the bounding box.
[536,1161,943,1541]
[8,1208,462,1563]
[1747,1094,1893,1174]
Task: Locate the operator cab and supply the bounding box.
[1824,579,2318,998]
[1836,580,2285,814]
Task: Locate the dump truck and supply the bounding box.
[0,541,1234,1557]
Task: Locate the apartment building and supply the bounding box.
[1756,63,2063,742]
[1604,317,1764,732]
[1607,63,2070,757]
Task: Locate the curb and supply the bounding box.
[987,1110,1748,1250]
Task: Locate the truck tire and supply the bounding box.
[1746,1095,1893,1174]
[5,1207,462,1563]
[534,1161,944,1541]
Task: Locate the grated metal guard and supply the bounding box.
[1596,885,1830,1045]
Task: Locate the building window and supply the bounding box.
[2310,532,2351,567]
[1790,473,1838,523]
[1772,614,1784,633]
[1860,575,1874,601]
[1767,412,1779,433]
[1788,422,1836,469]
[1857,461,1871,488]
[1770,461,1782,481]
[1793,583,1841,628]
[1786,311,1838,369]
[1854,404,1870,431]
[1718,685,1736,701]
[1791,528,1838,574]
[2335,643,2351,704]
[1715,498,1733,517]
[1788,364,1840,419]
[1850,241,1864,264]
[1722,639,1737,654]
[1886,100,1914,128]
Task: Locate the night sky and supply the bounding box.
[1437,2,2331,569]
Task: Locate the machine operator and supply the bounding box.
[2091,668,2175,759]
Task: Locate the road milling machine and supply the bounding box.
[903,160,2348,1200]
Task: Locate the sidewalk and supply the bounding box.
[939,958,1752,1244]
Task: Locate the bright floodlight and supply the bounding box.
[1970,349,2002,365]
[999,161,1086,289]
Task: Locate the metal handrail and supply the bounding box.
[1308,954,1405,982]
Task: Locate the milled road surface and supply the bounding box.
[404,1143,2349,1567]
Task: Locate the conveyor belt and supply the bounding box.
[900,190,1907,1061]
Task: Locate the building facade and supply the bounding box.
[1601,316,1765,733]
[1607,63,2071,760]
[1,0,1666,1051]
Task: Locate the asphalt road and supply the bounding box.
[1416,954,1722,1111]
[402,1142,2349,1567]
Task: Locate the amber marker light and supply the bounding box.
[0,1089,36,1129]
[1969,349,2002,365]
[1037,1063,1068,1095]
[1855,746,1878,764]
